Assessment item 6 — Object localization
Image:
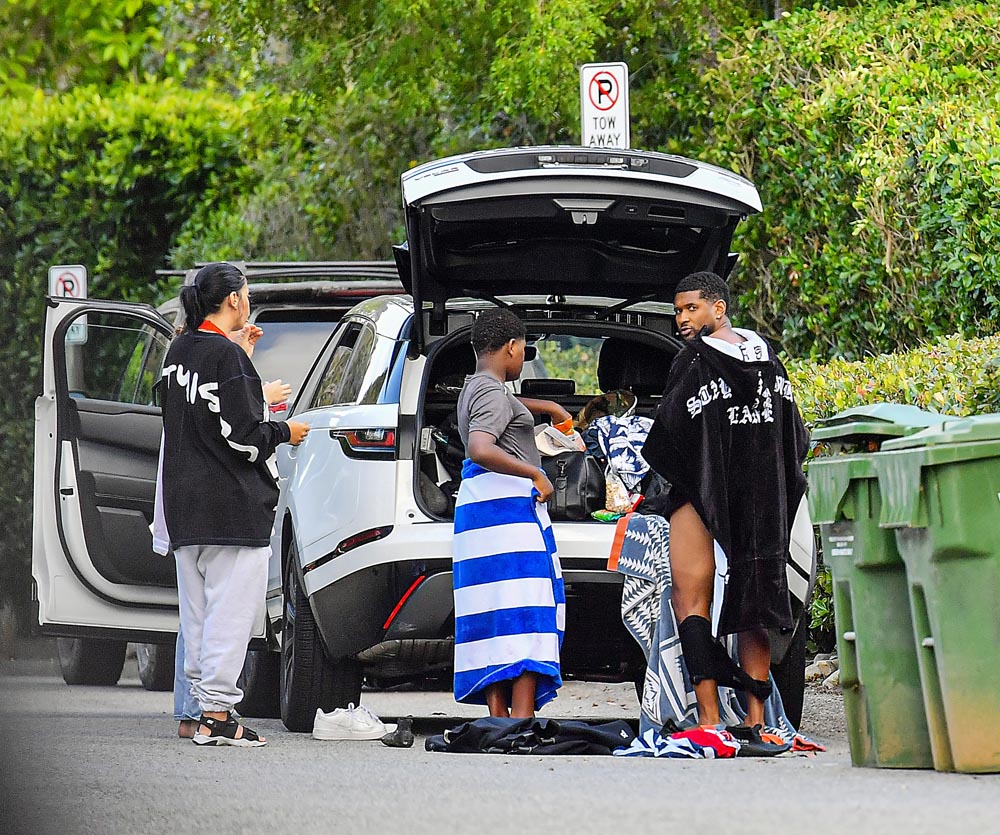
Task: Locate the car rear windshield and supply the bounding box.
[250,318,339,394]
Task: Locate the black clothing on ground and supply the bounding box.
[425,716,636,755]
[642,333,809,634]
[160,330,290,548]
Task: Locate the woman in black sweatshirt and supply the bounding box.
[161,262,309,747]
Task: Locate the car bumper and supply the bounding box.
[305,521,644,681]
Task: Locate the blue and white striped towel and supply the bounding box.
[452,460,565,709]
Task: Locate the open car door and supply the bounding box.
[33,298,179,655]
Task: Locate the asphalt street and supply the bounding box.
[1,654,997,835]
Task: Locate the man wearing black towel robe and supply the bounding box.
[642,271,809,731]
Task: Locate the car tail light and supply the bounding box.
[302,525,394,574]
[330,428,396,460]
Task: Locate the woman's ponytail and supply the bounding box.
[178,262,247,332]
[179,284,205,332]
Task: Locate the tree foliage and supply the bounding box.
[698,1,1000,358]
[0,82,279,615]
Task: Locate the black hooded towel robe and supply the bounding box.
[641,331,809,635]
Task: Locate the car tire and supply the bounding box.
[770,612,808,730]
[280,542,363,732]
[236,647,281,718]
[56,637,127,686]
[135,642,174,691]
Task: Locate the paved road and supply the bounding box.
[1,659,997,835]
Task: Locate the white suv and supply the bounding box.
[268,147,816,731]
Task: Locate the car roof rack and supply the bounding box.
[155,260,399,285]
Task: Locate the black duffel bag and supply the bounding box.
[541,452,605,521]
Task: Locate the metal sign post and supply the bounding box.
[580,62,630,149]
[49,264,88,344]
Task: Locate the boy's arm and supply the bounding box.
[467,431,553,502]
[517,396,572,426]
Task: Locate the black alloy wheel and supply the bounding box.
[279,540,363,732]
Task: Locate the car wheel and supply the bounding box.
[135,642,174,691]
[56,637,127,686]
[236,647,281,718]
[280,542,363,732]
[770,611,808,729]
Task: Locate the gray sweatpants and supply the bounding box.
[174,544,269,713]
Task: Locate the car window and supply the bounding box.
[61,311,169,406]
[333,324,377,404]
[532,335,603,394]
[357,336,399,405]
[247,319,339,396]
[310,321,379,407]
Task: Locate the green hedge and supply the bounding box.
[0,81,280,621]
[788,332,1000,425]
[694,1,1000,360]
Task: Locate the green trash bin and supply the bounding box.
[879,415,1000,773]
[808,404,941,769]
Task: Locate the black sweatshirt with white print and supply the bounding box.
[160,330,291,548]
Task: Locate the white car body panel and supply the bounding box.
[402,147,762,213]
[272,403,398,584]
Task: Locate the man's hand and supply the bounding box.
[287,421,310,446]
[263,379,292,406]
[532,470,554,503]
[229,324,264,357]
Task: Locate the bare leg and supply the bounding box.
[669,503,720,725]
[738,627,771,728]
[485,682,510,718]
[510,672,538,719]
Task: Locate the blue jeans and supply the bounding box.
[173,630,200,721]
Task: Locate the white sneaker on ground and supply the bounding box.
[312,703,391,740]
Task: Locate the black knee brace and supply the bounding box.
[677,615,773,701]
[678,615,718,684]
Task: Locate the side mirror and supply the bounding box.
[524,345,538,361]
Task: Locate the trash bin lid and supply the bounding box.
[881,414,1000,451]
[877,415,1000,530]
[812,403,944,443]
[807,453,879,524]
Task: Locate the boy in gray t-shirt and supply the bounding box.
[454,307,573,720]
[457,373,541,468]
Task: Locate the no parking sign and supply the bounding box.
[580,62,630,149]
[49,264,88,344]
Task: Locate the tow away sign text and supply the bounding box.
[580,62,630,149]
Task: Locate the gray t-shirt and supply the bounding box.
[457,373,541,467]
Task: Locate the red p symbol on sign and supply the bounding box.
[589,72,619,111]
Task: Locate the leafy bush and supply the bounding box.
[698,1,1000,359]
[787,332,1000,424]
[0,81,281,619]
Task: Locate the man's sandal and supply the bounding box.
[726,723,790,757]
[192,714,267,747]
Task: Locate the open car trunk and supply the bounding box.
[413,313,682,521]
[398,146,761,346]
